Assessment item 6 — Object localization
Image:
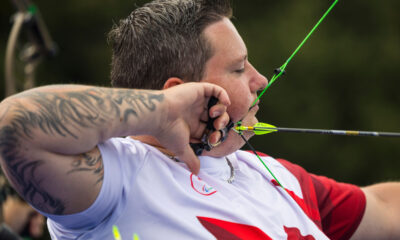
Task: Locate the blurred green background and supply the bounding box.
[0,0,399,238]
[0,0,399,207]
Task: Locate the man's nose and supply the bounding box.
[257,73,268,91]
[250,67,268,93]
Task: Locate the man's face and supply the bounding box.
[201,18,268,156]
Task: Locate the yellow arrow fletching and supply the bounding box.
[235,122,277,135]
[254,122,277,129]
[253,122,278,135]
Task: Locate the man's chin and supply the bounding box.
[238,108,259,127]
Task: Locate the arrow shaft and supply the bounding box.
[253,127,400,138]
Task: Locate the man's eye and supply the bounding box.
[235,68,245,73]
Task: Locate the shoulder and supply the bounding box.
[98,137,162,181]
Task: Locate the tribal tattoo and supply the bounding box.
[68,148,104,185]
[0,87,164,214]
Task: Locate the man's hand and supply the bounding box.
[154,82,231,174]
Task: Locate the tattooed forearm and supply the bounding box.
[0,86,163,214]
[9,87,164,140]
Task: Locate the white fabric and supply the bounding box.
[44,137,329,240]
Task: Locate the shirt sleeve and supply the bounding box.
[37,137,148,239]
[276,158,366,240]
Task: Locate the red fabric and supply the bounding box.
[276,158,366,240]
[284,226,316,240]
[246,151,366,240]
[197,216,273,240]
[197,216,321,240]
[271,179,321,224]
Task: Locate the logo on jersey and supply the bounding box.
[190,174,217,196]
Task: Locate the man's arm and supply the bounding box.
[351,183,400,239]
[0,83,230,215]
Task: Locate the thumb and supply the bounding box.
[176,144,200,174]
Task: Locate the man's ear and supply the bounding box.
[162,77,185,90]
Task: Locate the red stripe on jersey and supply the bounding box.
[271,179,321,223]
[277,158,366,240]
[246,151,366,240]
[197,216,273,240]
[284,226,316,240]
[274,159,323,228]
[246,151,322,227]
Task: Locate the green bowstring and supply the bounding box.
[239,134,287,191]
[252,0,339,107]
[237,0,339,190]
[236,122,287,190]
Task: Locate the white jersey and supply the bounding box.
[41,137,365,240]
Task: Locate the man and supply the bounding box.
[0,0,399,239]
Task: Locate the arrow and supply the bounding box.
[235,122,400,138]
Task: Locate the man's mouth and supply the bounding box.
[238,102,259,123]
[231,100,260,123]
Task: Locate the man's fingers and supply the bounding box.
[192,121,207,140]
[158,82,232,175]
[212,112,230,130]
[200,110,209,123]
[209,104,227,119]
[208,130,222,145]
[176,144,200,174]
